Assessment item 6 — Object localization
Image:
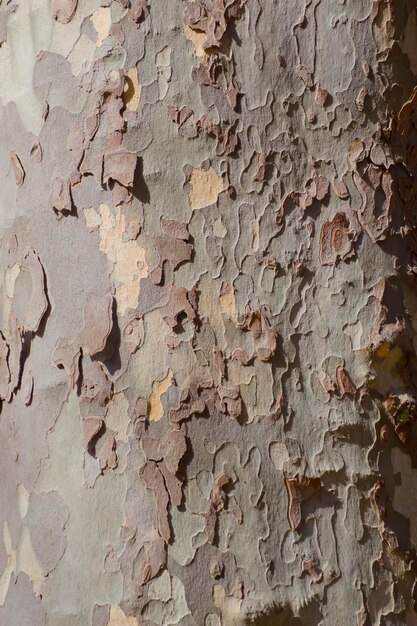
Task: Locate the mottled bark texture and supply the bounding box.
[1,0,417,624]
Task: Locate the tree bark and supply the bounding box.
[0,0,417,624]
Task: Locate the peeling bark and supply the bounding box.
[1,1,417,624]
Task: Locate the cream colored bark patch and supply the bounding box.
[143,573,190,625]
[17,483,30,519]
[156,46,172,100]
[35,391,124,616]
[219,283,238,324]
[269,442,290,471]
[148,369,173,421]
[212,216,227,238]
[16,526,43,595]
[5,263,20,300]
[0,522,15,605]
[0,520,43,605]
[188,167,223,210]
[105,392,130,443]
[2,262,20,323]
[123,67,141,111]
[0,0,49,134]
[148,570,171,602]
[0,0,98,134]
[92,7,112,47]
[106,605,137,626]
[98,204,148,315]
[84,206,102,231]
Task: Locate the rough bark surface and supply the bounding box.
[1,1,417,624]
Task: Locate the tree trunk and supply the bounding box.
[1,0,417,624]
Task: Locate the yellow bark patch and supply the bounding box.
[98,204,148,315]
[148,369,173,421]
[372,0,394,52]
[123,67,141,111]
[374,342,390,359]
[107,605,137,626]
[188,167,223,210]
[183,25,208,63]
[91,7,112,47]
[213,584,244,626]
